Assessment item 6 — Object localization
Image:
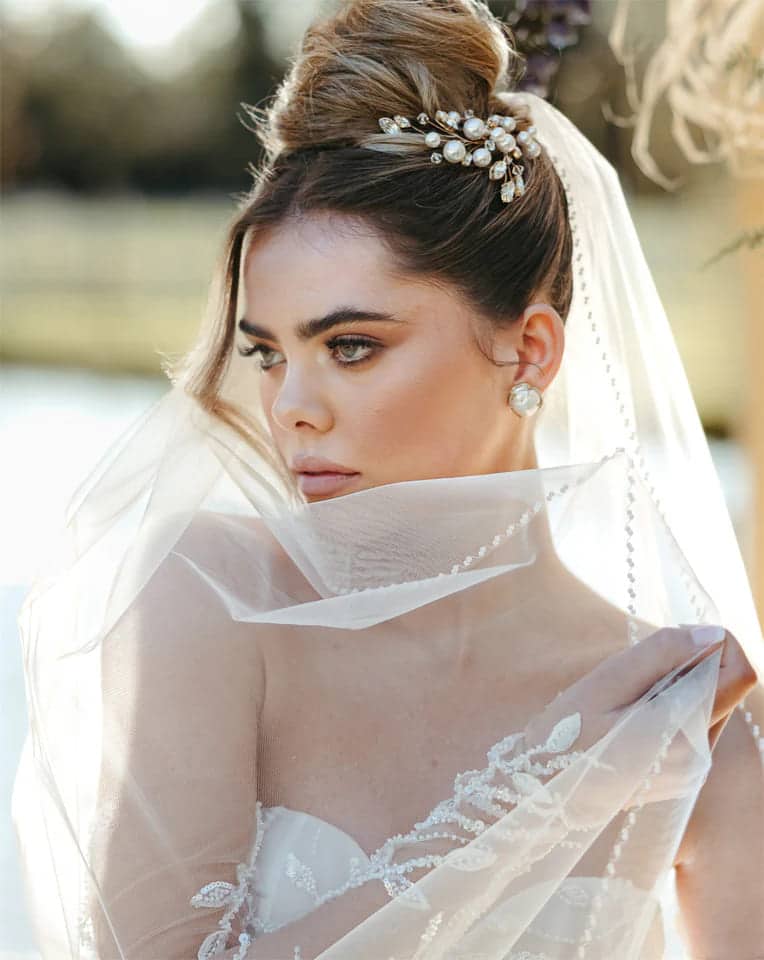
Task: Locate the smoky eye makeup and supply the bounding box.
[237,334,383,370]
[324,335,381,365]
[236,342,283,371]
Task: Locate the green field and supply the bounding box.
[1,191,235,374]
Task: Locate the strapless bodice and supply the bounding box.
[250,804,375,933]
[191,803,666,958]
[250,805,666,954]
[190,711,670,958]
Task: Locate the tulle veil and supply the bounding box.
[11,90,764,959]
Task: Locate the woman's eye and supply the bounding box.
[237,343,284,370]
[237,337,379,370]
[330,338,377,364]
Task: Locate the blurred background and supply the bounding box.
[1,1,762,956]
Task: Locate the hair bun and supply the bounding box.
[245,0,526,162]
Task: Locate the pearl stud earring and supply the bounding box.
[508,381,543,417]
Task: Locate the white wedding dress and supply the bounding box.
[233,813,666,957]
[189,717,672,959]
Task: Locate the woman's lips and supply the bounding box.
[296,471,360,496]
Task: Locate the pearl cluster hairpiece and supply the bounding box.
[377,108,541,203]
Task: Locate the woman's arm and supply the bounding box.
[88,536,265,960]
[673,698,764,959]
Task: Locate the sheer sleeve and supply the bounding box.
[87,536,265,959]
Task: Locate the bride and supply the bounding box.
[12,1,764,958]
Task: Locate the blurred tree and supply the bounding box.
[1,10,151,191]
[129,0,282,193]
[0,0,282,194]
[1,26,35,186]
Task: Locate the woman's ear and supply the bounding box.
[491,302,565,389]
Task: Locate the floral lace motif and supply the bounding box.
[190,713,584,958]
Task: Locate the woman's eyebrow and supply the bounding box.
[237,306,409,342]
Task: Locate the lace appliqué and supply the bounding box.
[190,801,270,960]
[371,711,588,898]
[189,713,585,956]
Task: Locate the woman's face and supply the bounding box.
[240,213,563,502]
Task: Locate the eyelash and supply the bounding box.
[237,336,380,371]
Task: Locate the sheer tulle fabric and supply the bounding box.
[11,92,763,959]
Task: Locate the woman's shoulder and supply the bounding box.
[118,508,279,660]
[551,561,660,645]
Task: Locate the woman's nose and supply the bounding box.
[270,372,333,433]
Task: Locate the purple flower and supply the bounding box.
[502,0,592,98]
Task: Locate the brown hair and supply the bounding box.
[170,0,573,480]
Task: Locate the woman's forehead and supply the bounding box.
[244,212,390,275]
[241,216,469,336]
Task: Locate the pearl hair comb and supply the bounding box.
[377,108,541,203]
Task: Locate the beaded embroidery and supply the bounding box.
[190,712,585,956]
